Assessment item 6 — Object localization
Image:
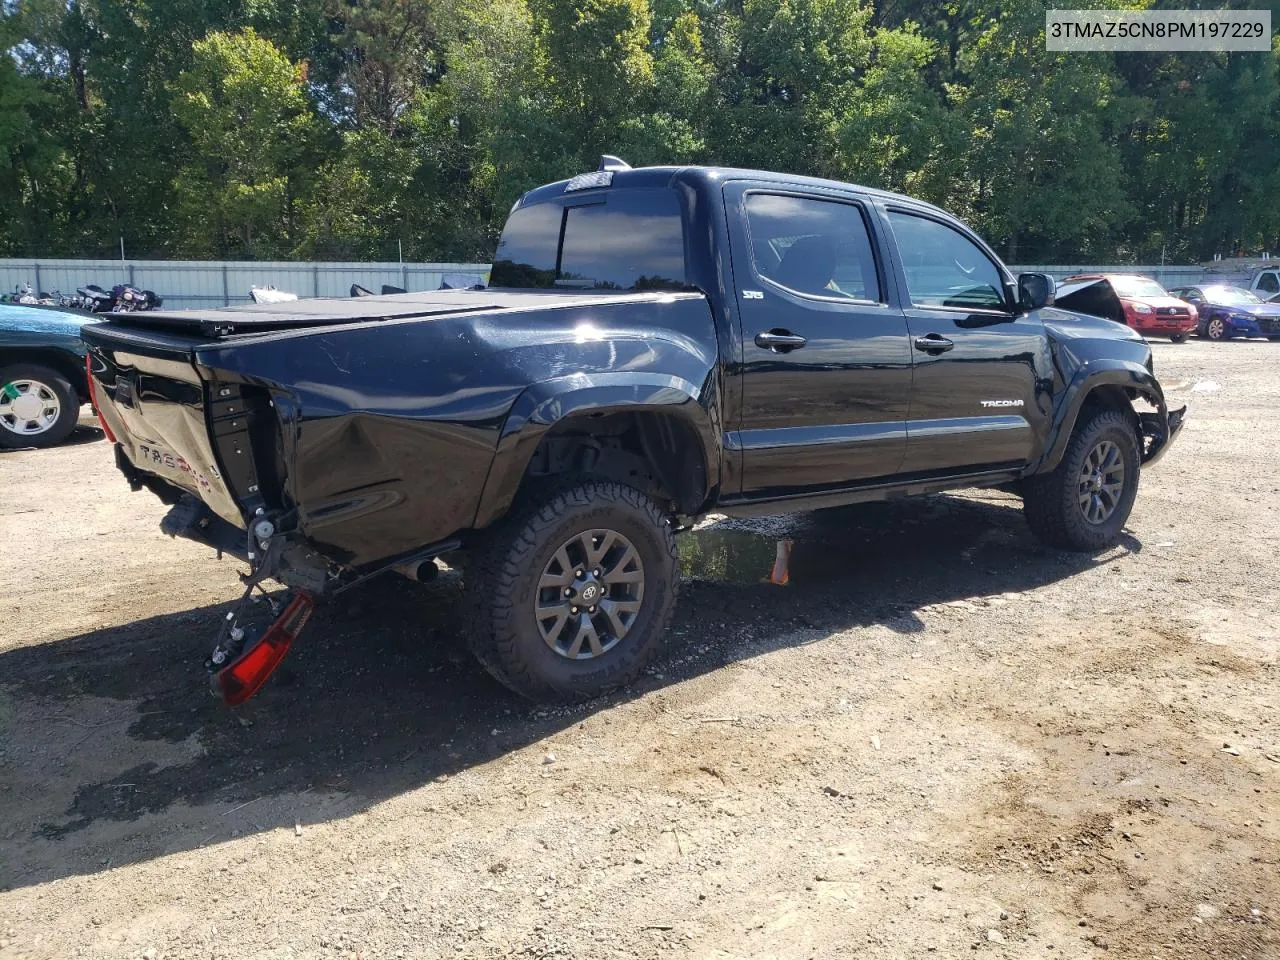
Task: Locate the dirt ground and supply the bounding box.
[1,339,1276,960]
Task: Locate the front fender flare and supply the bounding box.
[473,372,719,529]
[1031,360,1169,474]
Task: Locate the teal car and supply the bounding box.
[0,304,95,448]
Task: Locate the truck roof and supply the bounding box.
[519,164,950,218]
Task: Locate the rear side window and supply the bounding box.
[887,211,1007,311]
[1258,271,1279,294]
[743,193,881,301]
[490,189,689,291]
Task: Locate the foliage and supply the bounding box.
[1,0,1277,263]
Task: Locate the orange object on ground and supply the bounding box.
[768,539,793,585]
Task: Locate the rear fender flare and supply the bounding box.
[474,372,719,529]
[1031,360,1166,474]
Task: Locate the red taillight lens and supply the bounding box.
[85,352,117,442]
[217,592,315,705]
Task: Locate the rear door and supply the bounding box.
[879,206,1049,476]
[724,182,912,497]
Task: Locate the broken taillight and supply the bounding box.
[216,592,315,705]
[85,352,117,443]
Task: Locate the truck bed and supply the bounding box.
[105,289,670,338]
[81,287,716,569]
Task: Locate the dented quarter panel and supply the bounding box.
[192,293,719,567]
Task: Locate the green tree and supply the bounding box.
[948,2,1128,261]
[170,28,319,257]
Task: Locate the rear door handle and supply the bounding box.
[914,334,954,354]
[755,330,808,351]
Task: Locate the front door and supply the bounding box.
[880,207,1049,475]
[725,184,914,497]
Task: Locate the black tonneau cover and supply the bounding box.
[102,289,680,338]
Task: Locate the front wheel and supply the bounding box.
[1022,409,1141,551]
[1205,315,1230,340]
[1170,332,1190,343]
[467,480,679,702]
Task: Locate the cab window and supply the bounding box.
[491,189,689,291]
[887,211,1007,311]
[743,193,881,302]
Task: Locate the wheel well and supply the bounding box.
[520,410,710,516]
[0,348,88,402]
[1078,384,1142,435]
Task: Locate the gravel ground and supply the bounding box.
[0,339,1276,960]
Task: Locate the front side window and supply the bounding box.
[887,211,1007,311]
[490,189,689,291]
[743,193,881,301]
[1256,271,1279,294]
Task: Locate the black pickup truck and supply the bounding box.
[82,159,1185,704]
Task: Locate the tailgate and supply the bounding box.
[82,323,257,529]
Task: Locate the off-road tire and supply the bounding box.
[0,362,80,449]
[466,479,679,702]
[1023,408,1141,552]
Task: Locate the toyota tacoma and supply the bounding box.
[81,159,1186,704]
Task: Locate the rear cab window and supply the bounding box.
[491,189,690,292]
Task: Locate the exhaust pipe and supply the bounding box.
[393,559,440,582]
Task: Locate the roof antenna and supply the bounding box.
[598,155,631,172]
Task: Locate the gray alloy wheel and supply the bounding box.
[466,479,679,702]
[1077,439,1125,525]
[1022,407,1140,552]
[534,528,645,660]
[1206,316,1229,340]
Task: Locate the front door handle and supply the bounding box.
[755,329,808,351]
[914,334,955,354]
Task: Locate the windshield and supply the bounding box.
[1202,285,1262,305]
[1109,276,1168,299]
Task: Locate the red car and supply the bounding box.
[1055,274,1198,342]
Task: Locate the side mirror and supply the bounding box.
[1018,272,1055,310]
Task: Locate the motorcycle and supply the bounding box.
[112,283,162,311]
[75,283,163,312]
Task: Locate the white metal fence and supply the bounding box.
[0,258,1242,311]
[0,259,490,310]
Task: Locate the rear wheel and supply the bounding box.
[1022,408,1140,551]
[466,479,679,702]
[0,363,80,449]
